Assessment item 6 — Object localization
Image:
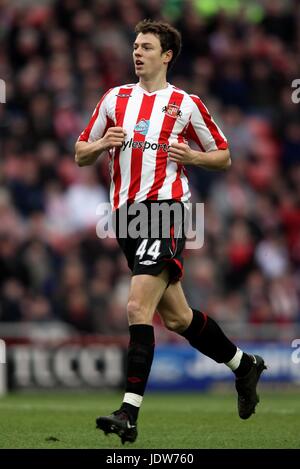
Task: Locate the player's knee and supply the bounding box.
[127,299,148,324]
[163,315,188,333]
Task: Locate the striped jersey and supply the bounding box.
[78,82,228,210]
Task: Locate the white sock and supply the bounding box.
[123,392,143,408]
[225,347,243,371]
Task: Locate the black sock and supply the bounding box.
[234,353,254,378]
[121,402,139,423]
[121,324,155,422]
[180,309,237,363]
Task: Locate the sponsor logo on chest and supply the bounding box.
[134,118,150,135]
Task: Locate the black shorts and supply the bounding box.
[113,200,187,283]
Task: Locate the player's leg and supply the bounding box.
[96,269,169,443]
[157,281,266,419]
[121,270,169,418]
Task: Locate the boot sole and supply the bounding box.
[96,416,137,444]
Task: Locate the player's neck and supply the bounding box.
[138,77,168,93]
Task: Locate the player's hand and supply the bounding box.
[168,141,198,165]
[101,127,127,150]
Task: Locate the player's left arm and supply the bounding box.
[168,143,231,170]
[168,95,231,170]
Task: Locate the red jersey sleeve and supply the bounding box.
[78,89,113,143]
[186,95,228,151]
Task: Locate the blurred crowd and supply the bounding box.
[0,0,300,340]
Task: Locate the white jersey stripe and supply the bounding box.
[134,93,166,202]
[116,88,145,207]
[112,87,133,209]
[146,90,185,200]
[128,93,157,202]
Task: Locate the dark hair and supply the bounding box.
[135,19,182,70]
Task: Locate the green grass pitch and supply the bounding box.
[0,391,299,448]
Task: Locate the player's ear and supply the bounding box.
[163,49,173,65]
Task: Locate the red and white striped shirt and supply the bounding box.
[78,82,228,210]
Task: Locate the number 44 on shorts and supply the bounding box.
[136,239,161,262]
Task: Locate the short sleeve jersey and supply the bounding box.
[78,82,228,210]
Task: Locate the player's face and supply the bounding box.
[133,33,171,79]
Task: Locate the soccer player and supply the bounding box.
[75,19,266,444]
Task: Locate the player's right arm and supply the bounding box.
[75,89,126,166]
[75,127,126,166]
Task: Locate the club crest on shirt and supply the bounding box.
[162,103,182,118]
[134,118,150,135]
